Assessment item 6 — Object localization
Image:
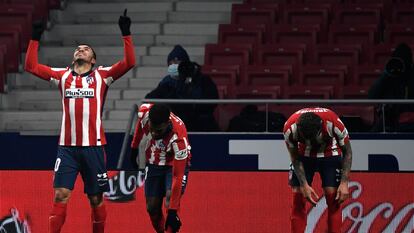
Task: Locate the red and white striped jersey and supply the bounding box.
[131,104,192,166]
[25,36,135,146]
[283,107,350,158]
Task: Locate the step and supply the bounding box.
[52,11,168,24]
[122,89,151,99]
[65,2,173,13]
[8,89,122,102]
[136,66,166,79]
[168,12,230,23]
[176,2,236,12]
[107,110,131,120]
[163,23,218,35]
[62,35,155,46]
[38,46,148,57]
[114,99,143,110]
[17,99,116,111]
[129,77,160,89]
[155,35,217,46]
[149,46,205,56]
[43,24,161,41]
[141,55,204,66]
[4,120,61,132]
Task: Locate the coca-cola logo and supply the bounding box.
[104,170,145,202]
[307,181,414,233]
[0,208,30,233]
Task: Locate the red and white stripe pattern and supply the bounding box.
[283,107,350,158]
[131,104,192,166]
[56,69,110,146]
[24,36,135,146]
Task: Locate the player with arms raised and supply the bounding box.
[24,9,135,233]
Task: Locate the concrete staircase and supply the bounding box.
[0,0,240,133]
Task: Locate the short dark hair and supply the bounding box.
[297,112,322,140]
[149,104,171,126]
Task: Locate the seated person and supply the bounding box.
[368,42,414,132]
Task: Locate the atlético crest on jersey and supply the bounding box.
[86,76,94,85]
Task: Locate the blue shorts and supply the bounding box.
[144,164,189,198]
[53,146,109,195]
[289,156,342,188]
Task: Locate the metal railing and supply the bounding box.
[116,98,414,169]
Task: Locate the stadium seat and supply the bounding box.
[232,85,282,99]
[0,28,21,72]
[0,45,6,93]
[244,0,287,3]
[256,44,305,66]
[385,24,414,44]
[216,84,235,99]
[285,85,335,99]
[270,24,321,45]
[7,0,49,21]
[392,4,414,24]
[0,6,33,49]
[328,24,379,46]
[231,3,278,25]
[218,24,266,45]
[333,4,383,25]
[342,85,370,99]
[368,43,395,65]
[283,4,331,28]
[241,65,291,86]
[204,44,252,66]
[299,66,347,95]
[353,65,383,86]
[202,65,240,85]
[313,44,360,67]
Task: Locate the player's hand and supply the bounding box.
[32,20,44,41]
[118,9,131,36]
[165,209,182,232]
[130,148,138,170]
[300,184,319,207]
[335,181,349,204]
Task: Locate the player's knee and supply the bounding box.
[146,203,161,216]
[54,188,71,203]
[88,194,103,207]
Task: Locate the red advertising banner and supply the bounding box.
[0,171,413,233]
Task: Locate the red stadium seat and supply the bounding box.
[7,0,49,21]
[342,85,370,99]
[256,44,305,66]
[392,4,414,24]
[0,45,6,93]
[385,24,414,44]
[202,65,240,85]
[353,65,383,86]
[232,85,282,99]
[244,0,287,3]
[285,85,335,99]
[283,4,331,27]
[328,24,379,46]
[216,84,235,99]
[368,43,395,65]
[218,24,266,45]
[299,66,347,95]
[333,4,383,25]
[0,5,33,49]
[241,65,291,86]
[0,28,22,72]
[270,24,321,45]
[204,44,252,66]
[313,44,360,67]
[231,3,279,25]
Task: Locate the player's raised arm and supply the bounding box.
[104,9,136,80]
[25,21,62,81]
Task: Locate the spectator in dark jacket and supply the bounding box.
[146,45,219,131]
[368,42,414,131]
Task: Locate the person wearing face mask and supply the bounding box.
[130,103,191,233]
[147,45,219,131]
[283,107,353,233]
[369,42,414,132]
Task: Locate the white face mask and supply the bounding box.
[167,64,179,77]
